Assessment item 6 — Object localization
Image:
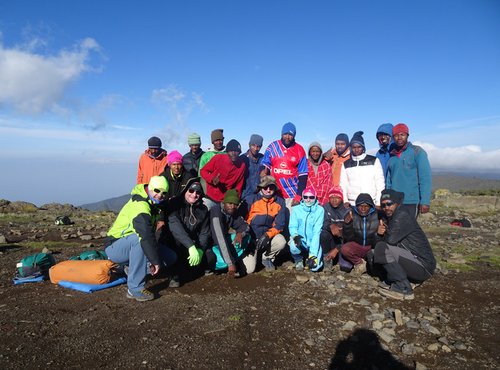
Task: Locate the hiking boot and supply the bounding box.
[378,286,414,301]
[295,260,304,271]
[262,258,275,272]
[168,275,180,288]
[127,289,155,302]
[352,260,367,275]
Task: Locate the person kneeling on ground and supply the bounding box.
[210,189,253,277]
[322,186,350,270]
[289,187,325,272]
[340,193,379,275]
[105,176,177,302]
[374,189,436,300]
[164,178,212,287]
[244,176,287,272]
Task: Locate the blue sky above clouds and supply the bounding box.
[0,0,499,206]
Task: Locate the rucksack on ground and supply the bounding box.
[55,216,72,225]
[16,253,56,278]
[69,250,108,261]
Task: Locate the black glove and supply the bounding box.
[293,235,302,249]
[255,233,271,252]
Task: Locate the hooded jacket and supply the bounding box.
[375,123,394,179]
[342,194,379,247]
[160,166,194,200]
[307,142,334,205]
[289,198,325,270]
[106,184,163,265]
[137,148,168,184]
[245,191,286,239]
[166,178,211,250]
[383,204,436,273]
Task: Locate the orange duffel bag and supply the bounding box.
[49,260,118,285]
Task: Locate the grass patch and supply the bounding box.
[439,260,475,272]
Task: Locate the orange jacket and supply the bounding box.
[329,148,351,186]
[136,149,168,184]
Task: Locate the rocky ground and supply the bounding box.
[0,194,499,370]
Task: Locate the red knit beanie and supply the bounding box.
[393,123,409,135]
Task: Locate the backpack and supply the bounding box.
[55,216,72,225]
[16,253,56,278]
[69,250,108,261]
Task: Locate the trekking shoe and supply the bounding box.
[126,289,154,302]
[204,269,214,276]
[295,260,304,271]
[352,260,367,275]
[262,258,275,272]
[378,281,391,290]
[378,286,414,301]
[168,275,180,288]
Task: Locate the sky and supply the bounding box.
[1,0,499,206]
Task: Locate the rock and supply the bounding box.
[358,298,370,306]
[426,325,441,335]
[366,313,385,321]
[372,321,383,330]
[406,321,420,329]
[401,343,417,355]
[442,345,452,353]
[378,331,395,344]
[79,235,93,241]
[295,275,309,284]
[453,341,467,350]
[394,309,403,326]
[341,321,357,331]
[427,343,439,351]
[415,361,428,370]
[334,281,347,289]
[0,235,6,244]
[305,339,314,346]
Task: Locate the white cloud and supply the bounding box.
[0,37,101,114]
[415,141,500,173]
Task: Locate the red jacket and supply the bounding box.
[136,149,168,184]
[200,154,246,202]
[307,158,334,205]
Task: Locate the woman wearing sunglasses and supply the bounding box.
[288,187,325,272]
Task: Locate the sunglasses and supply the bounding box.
[262,185,276,191]
[303,195,316,200]
[188,188,202,196]
[153,188,168,196]
[381,201,395,208]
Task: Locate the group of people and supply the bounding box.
[105,122,436,302]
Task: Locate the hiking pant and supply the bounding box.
[373,241,432,290]
[243,234,287,273]
[341,241,371,265]
[320,230,342,255]
[105,234,177,293]
[399,204,419,219]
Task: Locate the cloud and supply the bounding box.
[415,141,500,173]
[0,37,101,114]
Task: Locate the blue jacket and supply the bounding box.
[375,123,394,179]
[387,142,432,206]
[240,150,264,200]
[289,199,325,271]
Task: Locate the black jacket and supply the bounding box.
[342,195,379,247]
[383,206,436,273]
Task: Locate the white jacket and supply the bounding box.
[339,153,385,206]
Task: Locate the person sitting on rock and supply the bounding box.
[340,193,379,275]
[321,186,350,270]
[374,189,436,300]
[164,178,212,287]
[244,175,287,272]
[104,176,177,302]
[209,189,253,277]
[288,187,325,272]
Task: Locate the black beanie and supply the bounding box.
[350,131,365,148]
[148,136,162,148]
[380,189,404,204]
[226,139,242,153]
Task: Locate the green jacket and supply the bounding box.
[106,184,162,265]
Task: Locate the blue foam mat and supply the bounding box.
[13,275,45,285]
[58,277,127,293]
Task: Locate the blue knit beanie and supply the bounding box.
[281,122,296,137]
